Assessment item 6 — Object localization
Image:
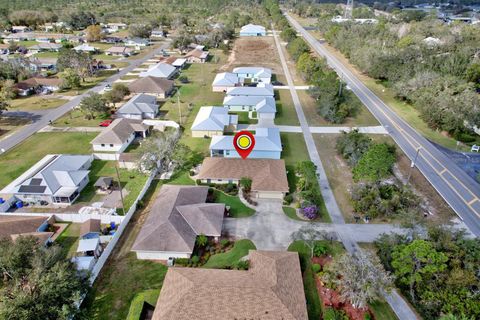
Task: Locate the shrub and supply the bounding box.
[234,260,249,270]
[302,205,318,220]
[312,263,321,273]
[353,143,396,182]
[336,129,372,166]
[178,75,189,83]
[284,194,293,205]
[313,243,327,257]
[190,255,200,265]
[220,239,230,248]
[174,258,189,266]
[240,177,252,192]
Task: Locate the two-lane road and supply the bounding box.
[285,12,480,236]
[0,41,170,153]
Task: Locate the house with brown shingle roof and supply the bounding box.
[105,46,134,57]
[15,77,63,96]
[152,250,308,320]
[91,118,149,160]
[128,76,174,99]
[197,157,289,199]
[0,215,54,245]
[132,185,225,260]
[185,48,209,63]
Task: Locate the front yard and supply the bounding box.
[213,190,255,218]
[9,96,68,111]
[0,132,97,189]
[54,108,110,127]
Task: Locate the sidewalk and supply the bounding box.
[38,125,103,133]
[237,124,388,134]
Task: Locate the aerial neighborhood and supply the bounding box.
[0,1,479,320]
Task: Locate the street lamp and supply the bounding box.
[406,147,421,185]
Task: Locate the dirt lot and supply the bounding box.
[313,133,455,224]
[221,37,284,77]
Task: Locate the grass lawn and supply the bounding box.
[236,111,257,124]
[9,96,67,111]
[213,190,255,218]
[280,133,310,167]
[18,40,38,47]
[283,206,303,221]
[119,75,139,80]
[275,89,300,125]
[55,223,80,258]
[126,289,160,320]
[299,91,379,127]
[369,300,399,320]
[82,179,168,320]
[288,240,323,320]
[167,170,195,185]
[54,109,110,127]
[202,239,256,269]
[76,160,148,212]
[60,70,119,96]
[0,132,97,189]
[0,116,31,137]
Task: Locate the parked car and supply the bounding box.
[104,84,112,91]
[99,120,113,127]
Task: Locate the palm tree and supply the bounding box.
[196,234,208,247]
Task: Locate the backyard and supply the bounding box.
[55,223,81,258]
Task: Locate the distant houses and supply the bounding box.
[0,154,93,206]
[210,128,282,159]
[128,76,174,98]
[185,47,209,63]
[28,43,62,53]
[116,94,159,120]
[105,46,135,57]
[191,106,238,137]
[239,24,266,36]
[74,44,99,53]
[15,77,63,96]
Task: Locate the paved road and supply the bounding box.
[285,12,480,237]
[0,41,170,153]
[272,26,419,320]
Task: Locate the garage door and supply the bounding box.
[257,191,284,199]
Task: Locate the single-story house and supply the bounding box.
[210,127,282,159]
[139,62,177,79]
[223,95,276,120]
[151,250,307,320]
[151,29,166,38]
[128,76,174,99]
[105,46,134,56]
[94,177,113,193]
[73,44,99,53]
[0,215,55,245]
[0,154,93,205]
[132,185,225,260]
[91,118,150,160]
[3,32,35,42]
[77,237,102,258]
[212,72,240,92]
[15,77,63,96]
[28,43,62,53]
[79,218,102,239]
[226,83,274,97]
[191,106,238,137]
[233,67,272,84]
[116,93,159,120]
[104,22,128,33]
[198,157,289,199]
[12,26,31,33]
[185,48,209,63]
[239,24,267,37]
[29,58,57,72]
[124,38,150,48]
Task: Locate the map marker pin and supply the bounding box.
[233,131,255,159]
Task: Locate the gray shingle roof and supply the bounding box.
[128,76,174,95]
[191,106,238,131]
[117,94,158,116]
[91,119,147,145]
[139,63,176,78]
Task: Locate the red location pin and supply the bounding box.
[233,131,255,159]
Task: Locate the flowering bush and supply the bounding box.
[302,205,318,220]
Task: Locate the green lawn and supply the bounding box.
[213,190,255,218]
[369,300,399,320]
[283,206,303,221]
[276,90,300,125]
[126,289,160,320]
[0,132,97,189]
[54,109,110,127]
[167,170,196,185]
[18,40,38,47]
[202,239,256,269]
[236,112,257,124]
[76,160,148,212]
[288,240,323,320]
[10,96,67,111]
[55,223,80,258]
[281,133,310,167]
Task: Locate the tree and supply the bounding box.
[286,37,310,62]
[280,27,297,42]
[291,226,329,258]
[59,68,81,89]
[391,240,448,303]
[136,129,181,173]
[353,143,396,182]
[85,24,103,42]
[336,129,372,166]
[104,83,129,104]
[0,237,88,320]
[57,49,94,81]
[78,92,109,119]
[196,234,208,247]
[129,24,153,38]
[0,79,16,115]
[322,251,394,308]
[65,11,96,30]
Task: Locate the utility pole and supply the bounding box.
[406,147,421,185]
[115,164,126,215]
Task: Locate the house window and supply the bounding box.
[110,144,114,147]
[225,150,230,156]
[242,106,245,110]
[101,144,105,147]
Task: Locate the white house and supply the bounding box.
[191,106,238,138]
[116,94,159,120]
[233,67,272,84]
[0,154,92,205]
[91,118,149,160]
[124,38,150,49]
[139,62,177,79]
[28,43,62,53]
[210,128,282,159]
[212,72,240,92]
[223,95,276,120]
[73,44,98,53]
[226,83,274,97]
[239,24,266,36]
